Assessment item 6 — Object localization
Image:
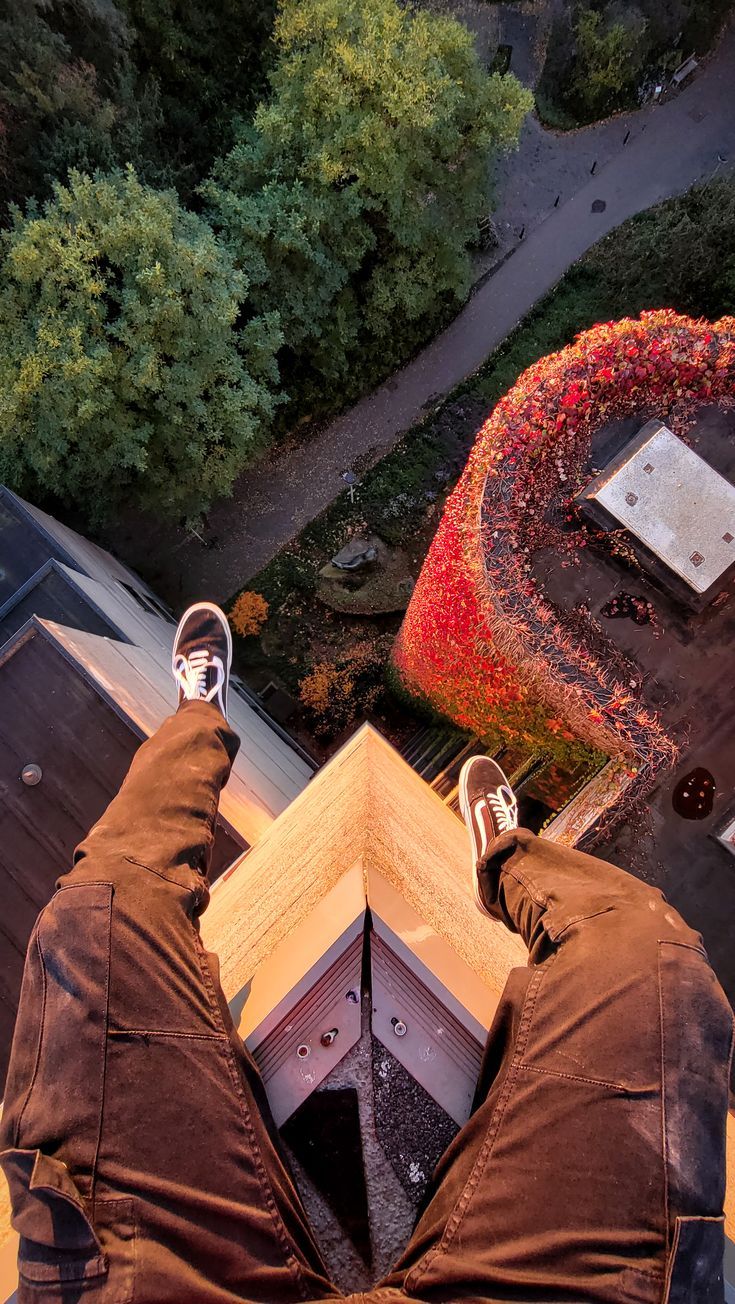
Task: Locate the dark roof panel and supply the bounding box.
[0,490,78,607]
[0,562,119,648]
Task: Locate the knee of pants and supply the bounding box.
[547,890,711,1006]
[624,889,705,953]
[606,895,732,1045]
[545,882,699,957]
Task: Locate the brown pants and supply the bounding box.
[1,702,732,1303]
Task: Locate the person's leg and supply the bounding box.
[0,612,338,1304]
[380,762,734,1303]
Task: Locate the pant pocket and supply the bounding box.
[2,883,113,1187]
[1,1146,107,1291]
[663,1216,725,1303]
[0,1148,135,1301]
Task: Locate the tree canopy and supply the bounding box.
[0,169,281,520]
[205,0,531,404]
[569,9,647,119]
[593,178,735,319]
[0,0,532,519]
[116,0,277,182]
[0,0,174,214]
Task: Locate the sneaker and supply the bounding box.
[458,756,518,916]
[172,602,232,719]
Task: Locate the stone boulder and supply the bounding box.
[318,536,415,614]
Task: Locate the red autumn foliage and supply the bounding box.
[394,310,735,804]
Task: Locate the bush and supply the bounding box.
[228,591,269,638]
[592,180,735,319]
[569,8,647,119]
[299,640,388,736]
[537,0,734,127]
[0,168,281,522]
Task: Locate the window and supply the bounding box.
[117,581,174,623]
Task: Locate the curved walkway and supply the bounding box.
[115,22,735,604]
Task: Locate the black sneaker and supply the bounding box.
[172,602,232,719]
[458,756,518,916]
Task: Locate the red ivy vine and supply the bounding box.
[394,310,735,819]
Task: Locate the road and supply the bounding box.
[111,21,735,604]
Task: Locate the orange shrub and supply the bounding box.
[299,662,355,719]
[228,591,269,638]
[298,640,387,735]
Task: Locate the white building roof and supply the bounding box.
[584,422,735,594]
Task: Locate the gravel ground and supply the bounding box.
[282,996,417,1293]
[282,991,460,1293]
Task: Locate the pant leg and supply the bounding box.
[379,829,734,1303]
[0,700,339,1304]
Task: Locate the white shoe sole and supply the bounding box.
[172,601,233,715]
[458,758,494,919]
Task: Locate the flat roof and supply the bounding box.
[581,421,735,593]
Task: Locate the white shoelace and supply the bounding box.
[473,784,518,855]
[173,648,225,703]
[488,784,518,833]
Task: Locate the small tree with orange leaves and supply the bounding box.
[228,591,269,638]
[299,639,388,736]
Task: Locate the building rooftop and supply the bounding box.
[535,402,735,1004]
[0,486,317,851]
[0,486,165,606]
[579,419,735,597]
[42,618,311,846]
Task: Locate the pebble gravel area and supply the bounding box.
[371,1041,459,1202]
[281,995,460,1294]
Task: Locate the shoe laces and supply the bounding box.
[488,784,518,833]
[173,648,224,703]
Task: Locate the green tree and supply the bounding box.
[204,177,369,396]
[0,169,281,521]
[0,0,174,216]
[570,8,647,118]
[117,0,277,183]
[205,0,531,404]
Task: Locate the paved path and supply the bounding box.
[112,23,735,605]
